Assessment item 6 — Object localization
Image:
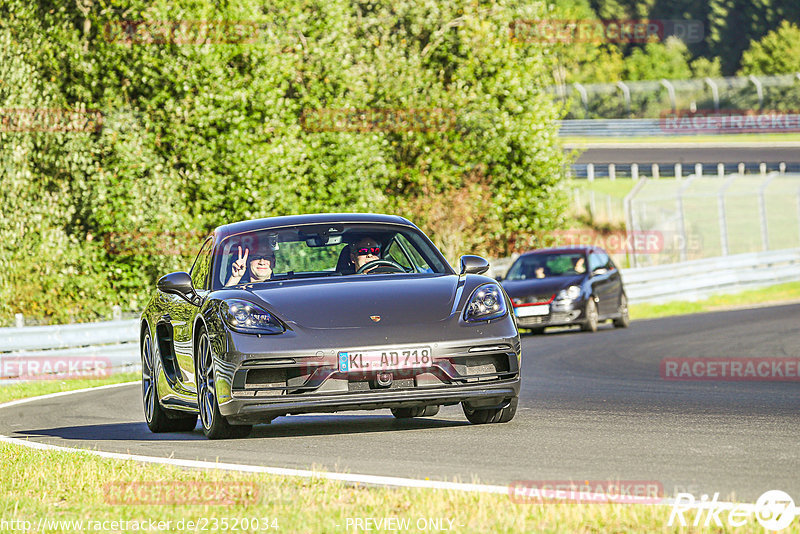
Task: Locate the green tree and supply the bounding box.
[740,20,800,75]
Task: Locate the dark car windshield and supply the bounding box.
[212,222,451,289]
[505,252,586,280]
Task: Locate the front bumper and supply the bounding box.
[514,299,586,328]
[212,328,521,423]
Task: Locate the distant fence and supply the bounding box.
[571,162,800,180]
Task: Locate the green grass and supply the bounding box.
[570,177,636,199]
[561,133,800,145]
[0,372,139,404]
[3,442,783,533]
[631,281,800,320]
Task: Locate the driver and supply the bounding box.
[349,237,382,274]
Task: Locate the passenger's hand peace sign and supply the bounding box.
[231,246,249,278]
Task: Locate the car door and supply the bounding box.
[170,237,213,393]
[604,254,624,313]
[588,251,613,316]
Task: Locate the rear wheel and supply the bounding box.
[141,329,197,433]
[580,299,599,332]
[462,397,518,424]
[196,329,252,439]
[613,294,630,328]
[391,405,440,419]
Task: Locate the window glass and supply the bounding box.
[190,238,213,289]
[588,252,609,273]
[505,252,587,280]
[213,223,449,289]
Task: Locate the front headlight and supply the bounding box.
[556,285,581,301]
[464,284,508,322]
[222,299,284,334]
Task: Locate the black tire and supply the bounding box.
[391,405,440,419]
[613,294,630,328]
[462,397,518,424]
[580,299,599,333]
[141,329,197,433]
[196,329,252,439]
[528,326,546,335]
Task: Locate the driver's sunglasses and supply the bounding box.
[355,246,380,256]
[251,254,275,263]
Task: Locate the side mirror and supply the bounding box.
[459,255,490,275]
[157,271,194,298]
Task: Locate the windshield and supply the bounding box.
[505,252,587,280]
[212,222,450,289]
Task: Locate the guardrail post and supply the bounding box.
[717,163,725,178]
[780,162,786,174]
[112,305,122,321]
[759,162,767,177]
[15,313,24,328]
[694,163,703,177]
[587,163,595,182]
[608,163,616,181]
[631,163,639,181]
[675,163,682,180]
[738,162,745,175]
[651,163,660,179]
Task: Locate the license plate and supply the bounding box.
[515,304,550,317]
[338,347,432,372]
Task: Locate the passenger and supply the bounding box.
[573,256,586,274]
[349,237,382,274]
[225,244,275,286]
[534,266,546,279]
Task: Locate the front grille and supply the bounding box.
[450,354,510,376]
[245,369,287,389]
[517,315,547,325]
[347,378,415,392]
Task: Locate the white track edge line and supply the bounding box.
[0,383,764,507]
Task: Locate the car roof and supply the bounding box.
[518,245,604,256]
[214,213,416,239]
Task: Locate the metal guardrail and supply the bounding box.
[0,319,139,380]
[491,248,800,305]
[560,115,800,137]
[2,248,799,379]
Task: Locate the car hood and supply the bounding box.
[245,274,460,329]
[501,275,585,301]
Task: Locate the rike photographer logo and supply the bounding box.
[669,490,798,531]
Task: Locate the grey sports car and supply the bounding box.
[140,213,521,438]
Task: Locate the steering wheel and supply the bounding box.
[356,259,407,274]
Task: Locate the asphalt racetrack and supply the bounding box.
[2,304,799,502]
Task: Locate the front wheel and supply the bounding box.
[580,299,599,332]
[613,294,630,328]
[462,397,517,424]
[196,329,252,439]
[141,329,197,433]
